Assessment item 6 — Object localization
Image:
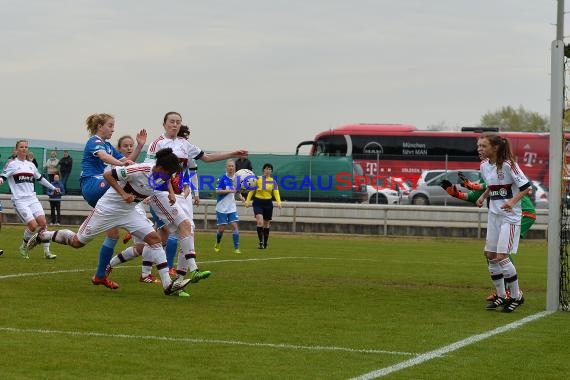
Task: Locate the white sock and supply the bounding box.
[177,236,198,273]
[110,246,140,267]
[488,261,506,298]
[141,245,154,277]
[23,228,34,243]
[51,230,75,245]
[500,258,521,299]
[144,243,170,289]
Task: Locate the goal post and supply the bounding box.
[547,39,566,311]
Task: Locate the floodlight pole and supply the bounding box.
[547,0,565,311]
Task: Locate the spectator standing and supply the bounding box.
[58,150,73,192]
[48,174,65,225]
[44,151,60,181]
[27,152,39,168]
[235,156,253,171]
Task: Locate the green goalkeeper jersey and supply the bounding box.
[463,179,536,214]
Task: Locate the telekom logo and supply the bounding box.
[522,152,537,167]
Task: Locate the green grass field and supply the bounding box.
[0,224,568,379]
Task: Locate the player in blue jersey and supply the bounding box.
[79,113,144,289]
[80,114,138,206]
[214,159,245,253]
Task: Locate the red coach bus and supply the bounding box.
[297,123,564,186]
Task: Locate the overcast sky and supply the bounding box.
[0,0,559,153]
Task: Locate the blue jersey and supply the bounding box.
[80,135,124,179]
[216,174,235,201]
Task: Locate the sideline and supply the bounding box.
[348,310,554,379]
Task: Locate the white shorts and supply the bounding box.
[176,194,196,230]
[177,194,195,221]
[147,192,191,233]
[76,203,154,245]
[13,196,45,224]
[485,212,521,255]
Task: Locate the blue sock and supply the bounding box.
[96,237,118,278]
[232,231,239,249]
[216,231,223,244]
[165,236,178,268]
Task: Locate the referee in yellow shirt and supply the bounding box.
[245,163,282,249]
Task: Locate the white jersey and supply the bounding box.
[1,158,44,200]
[96,163,158,213]
[216,173,238,213]
[145,134,204,166]
[145,134,204,196]
[479,159,530,224]
[77,164,158,245]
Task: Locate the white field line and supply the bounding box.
[0,327,415,356]
[0,256,375,281]
[349,310,555,380]
[0,256,414,357]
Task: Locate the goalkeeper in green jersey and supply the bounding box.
[440,171,536,301]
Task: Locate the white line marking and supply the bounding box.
[349,310,555,379]
[0,268,89,280]
[0,256,374,281]
[0,327,415,356]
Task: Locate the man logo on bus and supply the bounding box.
[363,141,383,155]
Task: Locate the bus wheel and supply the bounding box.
[412,194,429,205]
[370,194,387,204]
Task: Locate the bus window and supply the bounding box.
[318,135,347,156]
[348,135,478,160]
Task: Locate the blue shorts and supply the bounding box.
[80,175,109,208]
[216,211,239,226]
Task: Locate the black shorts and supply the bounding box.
[252,198,273,221]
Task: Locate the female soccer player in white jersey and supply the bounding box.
[0,140,59,259]
[144,111,247,287]
[27,148,191,296]
[475,133,531,313]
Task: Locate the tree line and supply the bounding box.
[427,105,570,132]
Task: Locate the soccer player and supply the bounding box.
[27,148,191,296]
[245,163,282,249]
[79,113,143,289]
[475,133,531,313]
[441,174,536,302]
[109,134,164,284]
[115,134,147,248]
[144,111,247,285]
[214,159,245,254]
[0,140,59,259]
